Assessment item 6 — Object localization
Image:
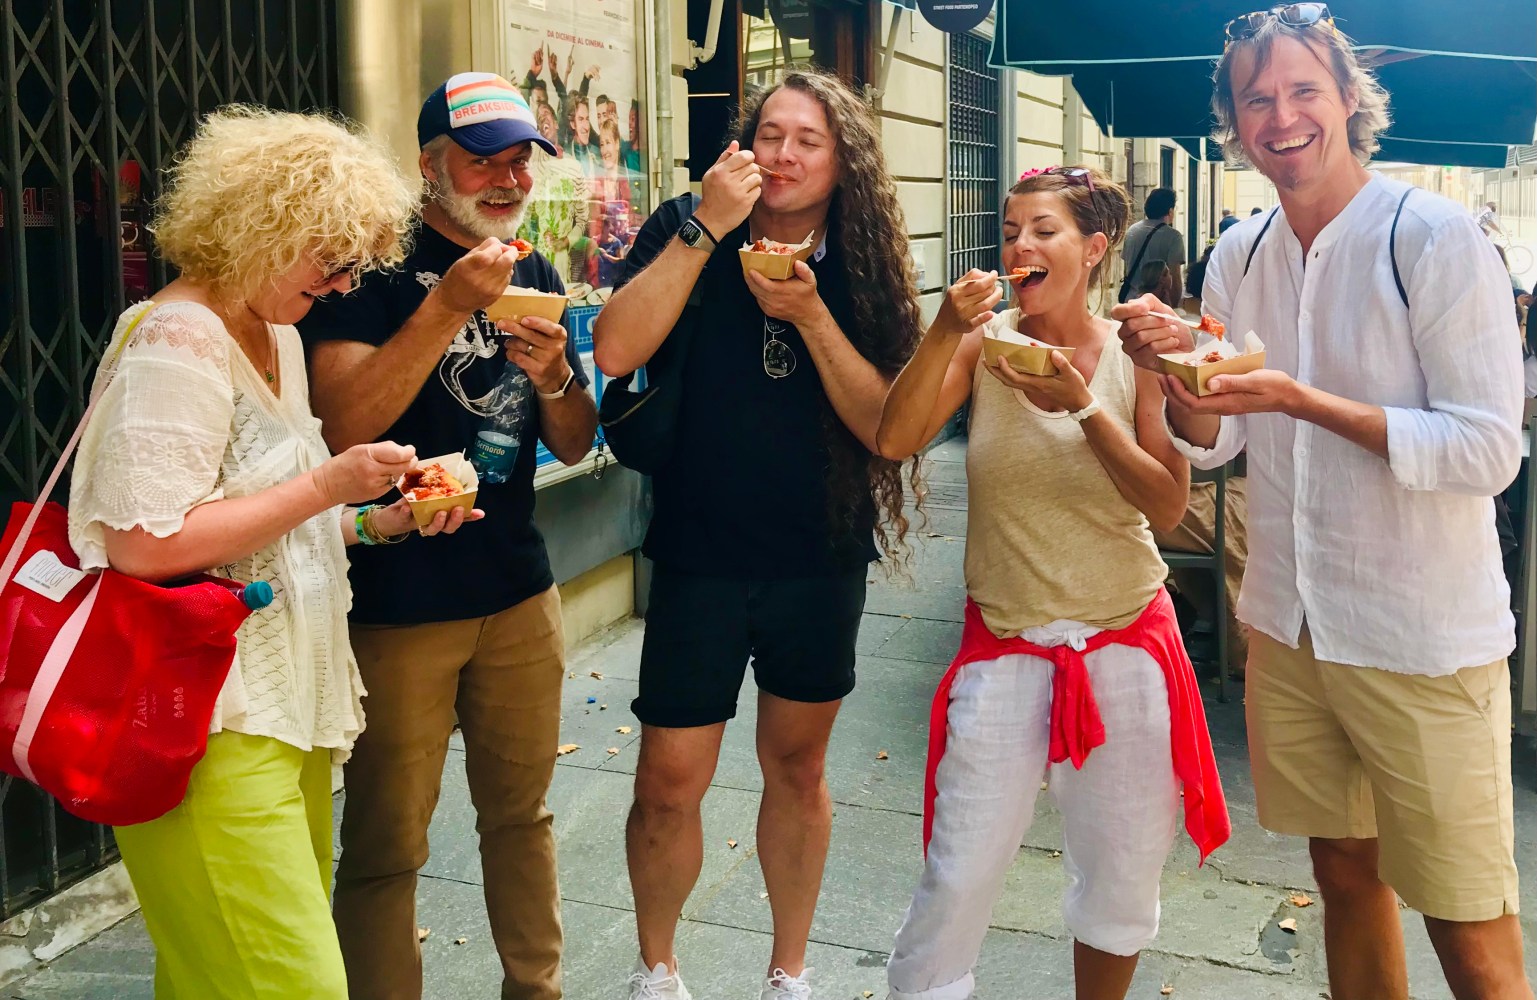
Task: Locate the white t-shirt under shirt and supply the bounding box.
[1171,175,1522,675]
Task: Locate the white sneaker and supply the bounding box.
[627,957,693,1000]
[760,966,815,1000]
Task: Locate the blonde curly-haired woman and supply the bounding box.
[66,107,478,999]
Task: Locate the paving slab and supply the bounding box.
[690,799,927,956]
[856,613,910,656]
[966,928,1188,999]
[6,916,152,1000]
[868,617,964,665]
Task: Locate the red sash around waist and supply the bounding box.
[922,588,1230,864]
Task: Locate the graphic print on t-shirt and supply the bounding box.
[413,269,531,417]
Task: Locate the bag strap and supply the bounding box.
[0,302,158,593]
[1389,188,1413,308]
[1119,221,1167,302]
[1242,208,1280,277]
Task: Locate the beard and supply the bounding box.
[428,161,530,241]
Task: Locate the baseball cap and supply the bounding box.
[418,72,558,157]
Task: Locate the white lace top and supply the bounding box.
[67,301,365,760]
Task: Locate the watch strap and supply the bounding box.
[1068,397,1103,423]
[689,215,720,246]
[537,367,577,400]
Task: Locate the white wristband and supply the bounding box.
[1068,397,1102,422]
[537,368,576,400]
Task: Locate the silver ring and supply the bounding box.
[526,343,535,355]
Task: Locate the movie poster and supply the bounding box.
[501,0,649,308]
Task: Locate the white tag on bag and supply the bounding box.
[12,551,89,603]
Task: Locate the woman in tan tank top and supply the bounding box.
[875,168,1228,1000]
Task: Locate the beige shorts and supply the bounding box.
[1246,629,1519,922]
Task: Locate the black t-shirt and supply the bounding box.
[619,194,878,578]
[298,223,590,625]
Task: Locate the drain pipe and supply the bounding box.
[871,6,903,108]
[688,0,725,68]
[653,0,675,200]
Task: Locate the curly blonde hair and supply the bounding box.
[151,106,417,302]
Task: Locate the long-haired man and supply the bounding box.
[594,69,922,1000]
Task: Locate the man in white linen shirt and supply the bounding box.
[1114,8,1529,1000]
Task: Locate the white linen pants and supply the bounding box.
[887,621,1181,1000]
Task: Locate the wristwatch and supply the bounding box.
[1067,397,1103,423]
[537,368,576,400]
[678,215,719,254]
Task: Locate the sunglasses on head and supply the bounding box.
[1020,166,1095,191]
[1224,3,1332,44]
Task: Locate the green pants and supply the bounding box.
[114,730,345,999]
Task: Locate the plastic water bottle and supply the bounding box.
[192,576,275,610]
[236,581,274,610]
[470,363,531,484]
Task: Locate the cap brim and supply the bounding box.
[450,120,558,157]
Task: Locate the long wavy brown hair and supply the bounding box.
[731,70,925,568]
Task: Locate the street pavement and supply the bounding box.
[8,437,1537,999]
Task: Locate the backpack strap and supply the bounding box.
[1389,188,1413,308]
[1242,207,1280,277]
[1118,221,1168,303]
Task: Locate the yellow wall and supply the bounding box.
[559,554,636,647]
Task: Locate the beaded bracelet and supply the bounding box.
[354,505,378,546]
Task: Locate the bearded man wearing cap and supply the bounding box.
[299,73,597,1000]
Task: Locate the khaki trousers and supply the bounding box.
[1151,477,1248,675]
[334,586,566,1000]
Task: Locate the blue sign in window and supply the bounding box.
[537,304,605,469]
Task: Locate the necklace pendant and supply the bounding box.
[264,369,275,384]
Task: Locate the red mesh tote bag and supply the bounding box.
[0,306,268,826]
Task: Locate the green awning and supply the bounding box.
[992,1,1537,153]
[994,1,1535,68]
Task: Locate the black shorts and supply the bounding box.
[632,567,868,728]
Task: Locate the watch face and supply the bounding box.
[680,219,703,246]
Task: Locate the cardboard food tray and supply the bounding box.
[484,287,568,324]
[1158,348,1266,396]
[981,331,1076,377]
[397,452,478,528]
[738,240,816,280]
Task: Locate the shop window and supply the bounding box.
[686,0,876,181]
[741,0,875,96]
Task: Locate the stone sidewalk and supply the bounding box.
[8,438,1537,998]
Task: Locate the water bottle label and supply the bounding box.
[471,431,520,484]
